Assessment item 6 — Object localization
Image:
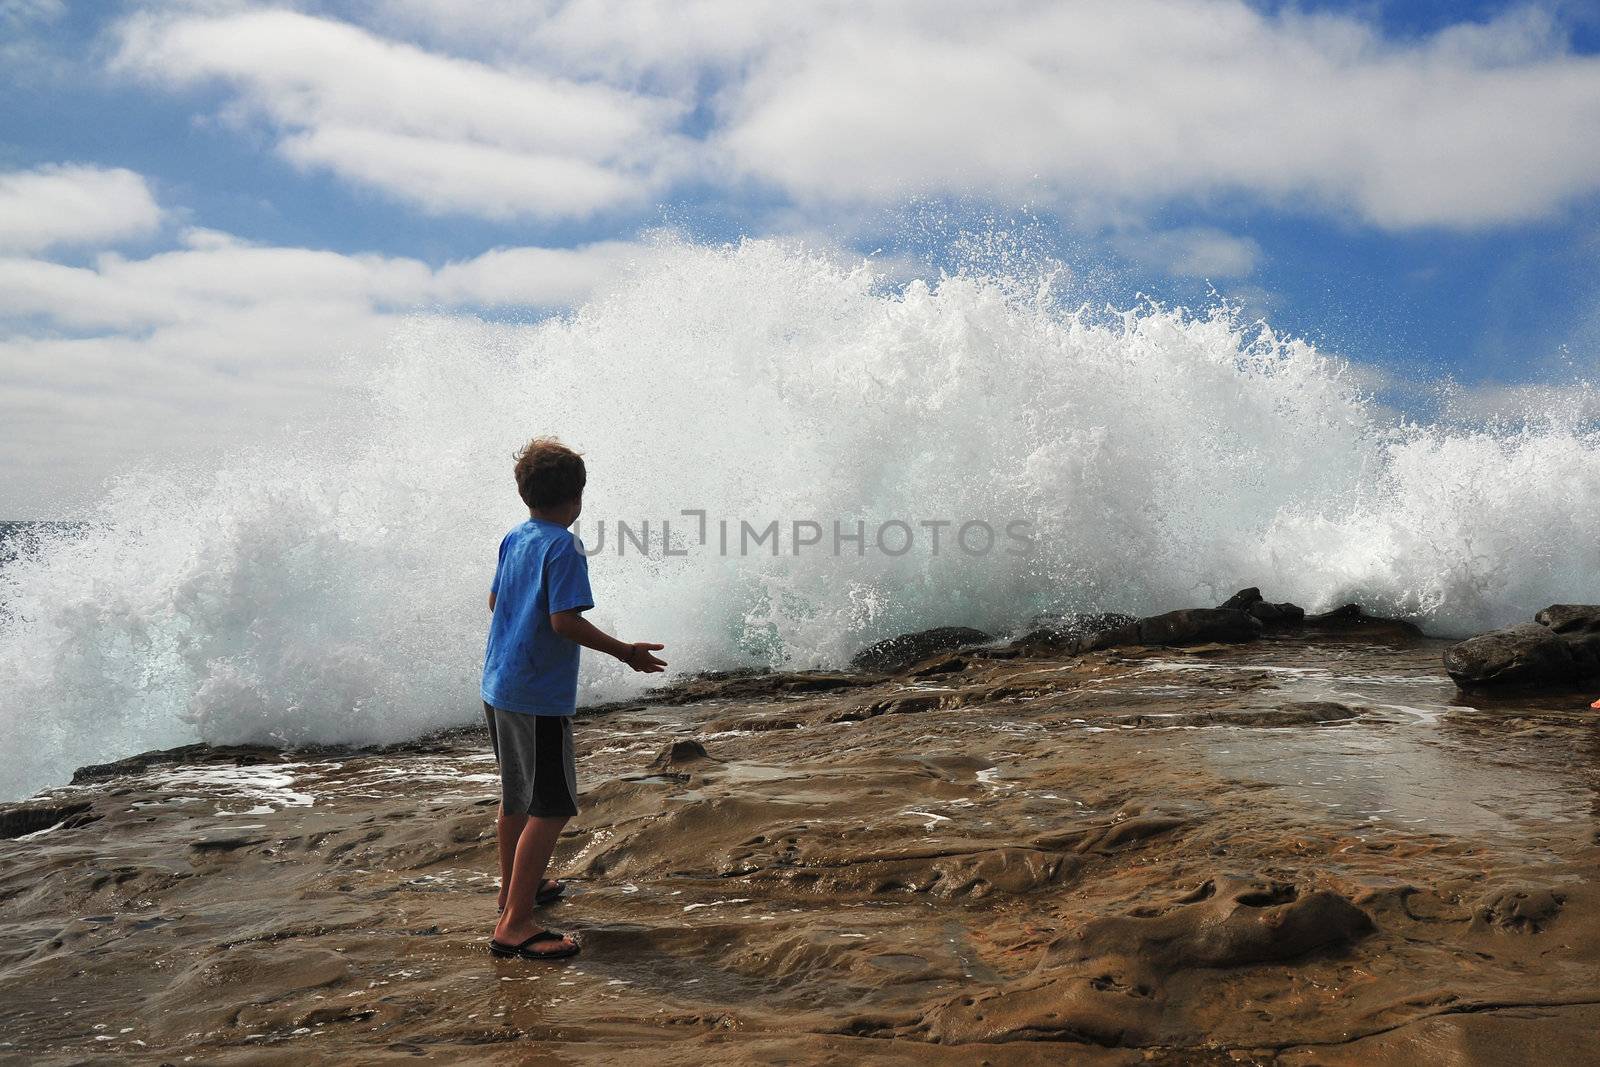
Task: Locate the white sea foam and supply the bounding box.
[3,236,1599,799]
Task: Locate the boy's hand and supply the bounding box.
[621,642,667,673]
[550,610,666,673]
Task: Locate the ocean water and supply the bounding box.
[3,237,1599,800]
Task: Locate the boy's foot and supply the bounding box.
[497,878,565,914]
[488,929,580,960]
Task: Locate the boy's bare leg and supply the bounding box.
[495,806,528,912]
[495,807,562,912]
[493,814,575,946]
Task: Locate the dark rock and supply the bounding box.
[1137,608,1261,646]
[908,655,967,677]
[0,799,98,840]
[1248,602,1304,625]
[1007,612,1138,655]
[1303,603,1423,638]
[1444,622,1589,688]
[1443,605,1600,688]
[1220,587,1263,610]
[1219,587,1305,626]
[72,743,315,785]
[1534,604,1600,636]
[190,834,270,853]
[1010,607,1264,655]
[849,626,992,673]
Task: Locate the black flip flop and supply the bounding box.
[496,879,566,915]
[488,929,580,960]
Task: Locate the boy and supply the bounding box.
[484,437,666,960]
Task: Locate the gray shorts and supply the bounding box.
[483,703,579,818]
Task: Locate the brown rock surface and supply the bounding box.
[1,630,1597,1064]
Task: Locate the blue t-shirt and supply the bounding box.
[481,519,595,716]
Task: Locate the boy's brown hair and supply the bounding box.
[514,437,586,510]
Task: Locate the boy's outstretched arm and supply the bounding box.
[550,609,667,673]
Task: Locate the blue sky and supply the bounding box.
[3,0,1600,515]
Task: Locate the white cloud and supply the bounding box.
[1,0,65,21]
[0,229,653,329]
[0,226,657,515]
[0,164,163,253]
[711,3,1600,229]
[0,0,66,74]
[113,8,689,220]
[1113,227,1262,279]
[277,125,645,220]
[432,241,659,307]
[361,0,1600,231]
[108,3,1600,230]
[372,0,809,83]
